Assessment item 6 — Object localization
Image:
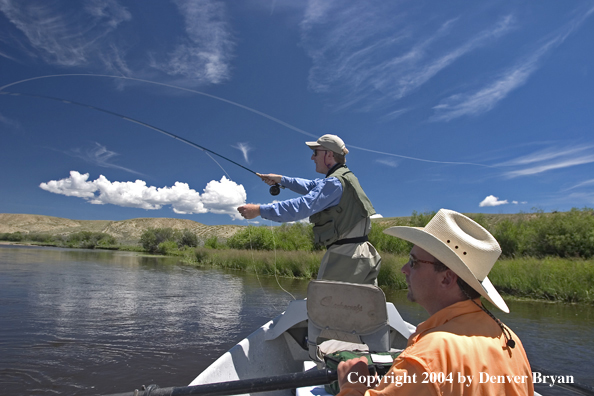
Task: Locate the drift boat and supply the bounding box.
[189,281,418,396]
[188,280,577,396]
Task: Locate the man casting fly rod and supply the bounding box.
[237,134,381,285]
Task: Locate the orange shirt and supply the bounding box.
[338,299,534,396]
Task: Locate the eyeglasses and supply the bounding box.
[407,254,438,269]
[313,149,328,156]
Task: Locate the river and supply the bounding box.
[0,245,592,395]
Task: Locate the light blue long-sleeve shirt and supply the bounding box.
[259,176,343,223]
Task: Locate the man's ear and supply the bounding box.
[441,269,459,289]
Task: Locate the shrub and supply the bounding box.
[204,235,226,249]
[27,233,56,243]
[62,231,116,249]
[140,227,198,253]
[157,240,179,255]
[490,208,594,258]
[227,226,277,250]
[179,229,198,248]
[408,210,436,227]
[0,232,25,242]
[368,223,411,254]
[140,228,175,253]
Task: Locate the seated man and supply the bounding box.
[337,209,534,396]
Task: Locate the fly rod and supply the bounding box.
[0,90,284,195]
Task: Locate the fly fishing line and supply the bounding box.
[0,90,284,195]
[269,219,296,301]
[0,73,494,168]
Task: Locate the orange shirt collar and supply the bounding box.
[409,299,483,344]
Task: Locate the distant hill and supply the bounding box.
[371,212,541,228]
[0,211,558,245]
[0,214,244,244]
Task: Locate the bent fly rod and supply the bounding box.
[0,90,284,196]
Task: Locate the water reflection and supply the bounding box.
[0,246,299,395]
[1,245,592,396]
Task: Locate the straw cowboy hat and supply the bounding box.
[383,209,509,313]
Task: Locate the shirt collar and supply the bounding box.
[410,299,483,343]
[326,163,345,177]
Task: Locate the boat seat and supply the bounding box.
[307,280,390,361]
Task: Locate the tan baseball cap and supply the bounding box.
[305,134,349,155]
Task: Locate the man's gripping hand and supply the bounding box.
[338,357,372,392]
[257,173,282,186]
[237,204,261,219]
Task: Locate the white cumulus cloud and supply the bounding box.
[479,195,508,207]
[478,195,526,207]
[40,171,246,219]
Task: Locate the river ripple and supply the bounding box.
[1,245,592,396]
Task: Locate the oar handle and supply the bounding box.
[105,368,338,396]
[106,365,594,396]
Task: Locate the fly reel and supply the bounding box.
[269,183,284,196]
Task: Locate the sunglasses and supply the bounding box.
[408,254,438,269]
[313,149,328,156]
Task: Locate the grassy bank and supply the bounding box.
[2,238,592,304]
[3,208,593,304]
[489,257,594,303]
[187,248,594,305]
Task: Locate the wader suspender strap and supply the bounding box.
[327,235,369,248]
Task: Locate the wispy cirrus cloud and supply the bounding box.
[498,145,594,167]
[500,144,594,178]
[0,112,21,129]
[505,157,594,178]
[432,5,594,122]
[0,0,235,84]
[375,158,399,168]
[299,0,514,112]
[378,108,411,122]
[232,142,252,164]
[564,179,594,191]
[150,0,235,84]
[67,142,143,176]
[0,0,131,71]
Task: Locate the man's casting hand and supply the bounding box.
[257,173,282,186]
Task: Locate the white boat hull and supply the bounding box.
[190,299,413,396]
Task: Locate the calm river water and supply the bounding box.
[0,245,592,396]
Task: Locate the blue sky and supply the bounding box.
[1,0,594,226]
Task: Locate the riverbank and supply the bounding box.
[2,240,592,304]
[185,248,594,305]
[3,245,593,394]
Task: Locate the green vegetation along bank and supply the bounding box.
[0,231,120,249]
[185,248,594,305]
[2,208,593,304]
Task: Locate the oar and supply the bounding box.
[104,368,339,396]
[104,366,594,396]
